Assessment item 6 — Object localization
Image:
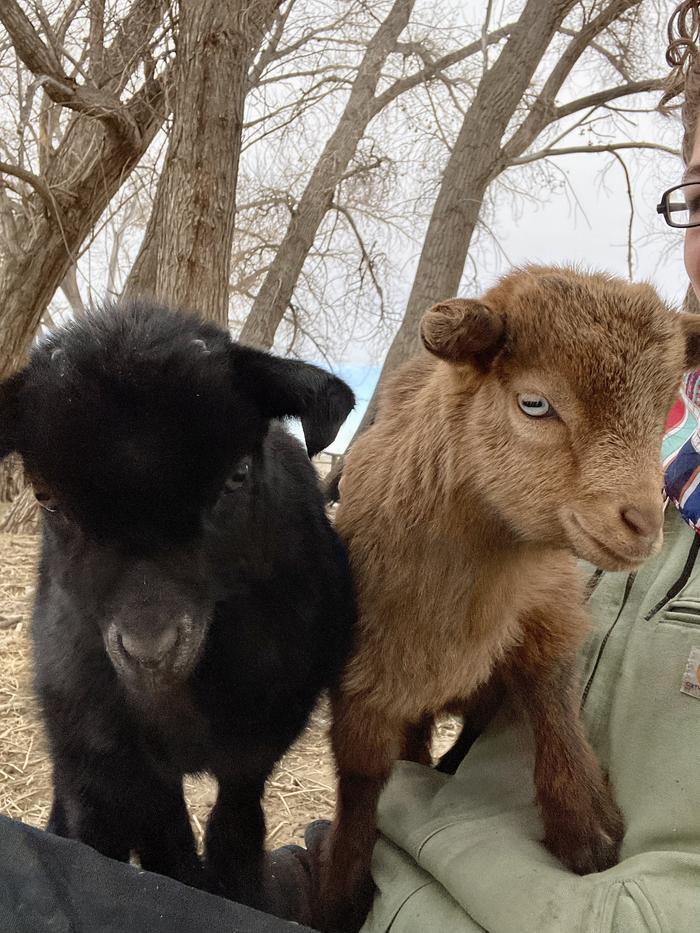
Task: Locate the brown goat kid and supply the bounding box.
[316,266,700,932]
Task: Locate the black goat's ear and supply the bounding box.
[421,299,505,371]
[230,345,355,457]
[0,371,24,460]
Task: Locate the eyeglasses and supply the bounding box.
[657,182,700,228]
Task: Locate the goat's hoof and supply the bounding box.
[546,806,624,875]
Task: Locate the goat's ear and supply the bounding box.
[0,372,24,461]
[230,345,355,457]
[420,299,505,370]
[681,313,700,370]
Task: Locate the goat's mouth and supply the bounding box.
[563,511,661,572]
[105,616,209,693]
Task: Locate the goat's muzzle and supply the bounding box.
[105,614,206,691]
[562,495,664,572]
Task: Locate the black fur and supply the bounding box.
[0,300,355,909]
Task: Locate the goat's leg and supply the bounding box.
[436,674,506,774]
[135,781,205,890]
[46,797,68,836]
[505,615,624,874]
[401,714,433,765]
[315,694,403,933]
[205,774,267,908]
[52,782,132,862]
[50,744,202,883]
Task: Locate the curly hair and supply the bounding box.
[664,1,700,162]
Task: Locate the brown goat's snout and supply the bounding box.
[620,503,661,540]
[564,494,664,572]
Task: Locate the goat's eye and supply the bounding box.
[517,394,554,418]
[223,458,251,494]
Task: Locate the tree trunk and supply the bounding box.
[60,264,87,317]
[123,0,281,328]
[0,96,165,380]
[238,0,415,349]
[0,486,41,534]
[0,453,25,503]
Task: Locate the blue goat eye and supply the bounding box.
[517,394,553,418]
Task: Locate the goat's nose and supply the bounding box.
[120,626,179,666]
[621,503,662,539]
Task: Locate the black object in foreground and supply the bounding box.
[0,815,320,933]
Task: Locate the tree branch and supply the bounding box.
[503,0,642,160]
[610,150,634,280]
[89,0,105,85]
[552,77,666,122]
[0,159,56,213]
[0,0,142,148]
[371,21,515,115]
[331,202,386,317]
[509,141,680,165]
[558,23,632,81]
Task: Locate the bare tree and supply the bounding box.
[0,0,172,380]
[238,0,415,348]
[323,0,668,487]
[238,3,522,349]
[122,0,282,327]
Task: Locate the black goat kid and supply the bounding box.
[0,301,355,911]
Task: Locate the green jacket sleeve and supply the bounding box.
[362,507,700,933]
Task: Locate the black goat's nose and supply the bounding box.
[120,626,179,666]
[621,504,661,540]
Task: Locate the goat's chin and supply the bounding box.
[561,512,662,573]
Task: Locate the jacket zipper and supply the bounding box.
[644,533,700,622]
[581,570,636,708]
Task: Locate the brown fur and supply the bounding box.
[315,266,700,932]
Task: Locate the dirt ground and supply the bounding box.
[0,531,459,850]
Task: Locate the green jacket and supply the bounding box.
[363,506,700,933]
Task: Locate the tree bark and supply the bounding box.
[122,0,281,328]
[238,0,415,349]
[0,0,168,380]
[0,89,166,380]
[0,485,41,534]
[0,453,26,503]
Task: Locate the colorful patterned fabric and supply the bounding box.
[663,371,700,532]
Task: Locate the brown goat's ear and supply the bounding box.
[420,299,505,370]
[681,312,700,370]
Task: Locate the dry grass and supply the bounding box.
[0,532,459,851]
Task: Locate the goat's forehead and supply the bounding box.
[509,287,679,374]
[497,298,684,426]
[19,350,258,508]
